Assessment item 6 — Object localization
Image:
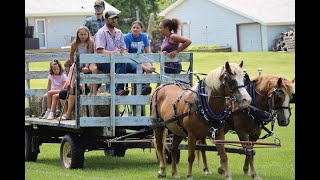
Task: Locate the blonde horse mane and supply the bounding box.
[254,75,295,98]
[192,62,244,98]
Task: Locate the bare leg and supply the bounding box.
[59,99,68,115]
[89,63,98,95]
[63,95,75,119]
[50,94,59,113]
[41,93,48,114]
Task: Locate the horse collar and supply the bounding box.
[246,80,274,123]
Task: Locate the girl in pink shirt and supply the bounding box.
[41,59,67,119]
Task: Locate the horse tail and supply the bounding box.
[163,128,169,152]
[153,128,168,156]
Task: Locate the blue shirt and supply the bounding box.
[124,32,150,53]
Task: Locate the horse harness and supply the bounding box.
[152,74,244,138]
[244,79,291,139]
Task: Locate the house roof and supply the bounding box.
[159,0,294,25]
[25,0,120,17]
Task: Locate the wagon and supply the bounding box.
[25,50,254,169]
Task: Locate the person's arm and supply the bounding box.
[119,33,128,53]
[69,43,76,63]
[168,34,192,58]
[82,39,95,72]
[124,35,130,52]
[141,33,154,72]
[47,75,52,91]
[143,33,151,53]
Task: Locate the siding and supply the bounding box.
[26,15,89,49]
[164,0,255,52]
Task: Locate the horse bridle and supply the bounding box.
[268,87,292,116]
[223,72,246,103]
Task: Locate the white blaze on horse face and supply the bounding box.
[283,91,291,120]
[236,74,252,108]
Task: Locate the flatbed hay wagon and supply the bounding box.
[25,50,254,169]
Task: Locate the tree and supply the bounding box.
[105,0,177,52]
[106,0,159,33]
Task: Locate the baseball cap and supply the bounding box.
[105,10,119,19]
[94,0,105,8]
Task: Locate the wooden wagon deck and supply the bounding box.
[25,117,76,128]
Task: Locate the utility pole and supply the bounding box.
[135,6,140,21]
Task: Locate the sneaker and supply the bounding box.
[41,111,50,119]
[142,86,152,95]
[116,89,130,96]
[46,112,55,120]
[39,112,45,119]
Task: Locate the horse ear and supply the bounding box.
[239,60,243,68]
[277,78,283,87]
[225,62,231,73]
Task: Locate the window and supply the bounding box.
[35,19,47,49]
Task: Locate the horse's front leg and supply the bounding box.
[215,130,232,180]
[248,140,262,180]
[187,134,197,180]
[200,138,211,175]
[171,135,183,178]
[154,128,167,178]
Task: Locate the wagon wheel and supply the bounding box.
[156,148,181,164]
[25,126,39,161]
[60,133,84,169]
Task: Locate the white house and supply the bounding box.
[159,0,295,52]
[25,0,120,49]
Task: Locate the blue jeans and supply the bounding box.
[126,62,148,90]
[96,63,127,93]
[165,62,182,74]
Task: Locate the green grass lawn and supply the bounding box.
[25,52,295,179]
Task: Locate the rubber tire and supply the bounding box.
[60,133,84,169]
[25,126,39,162]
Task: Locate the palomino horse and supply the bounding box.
[151,61,252,180]
[219,74,295,180]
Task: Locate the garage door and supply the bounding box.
[238,23,262,52]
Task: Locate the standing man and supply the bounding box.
[83,0,105,37]
[93,10,129,96]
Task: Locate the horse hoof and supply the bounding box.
[172,174,180,178]
[218,167,225,175]
[157,171,166,178]
[203,168,212,175]
[252,174,262,180]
